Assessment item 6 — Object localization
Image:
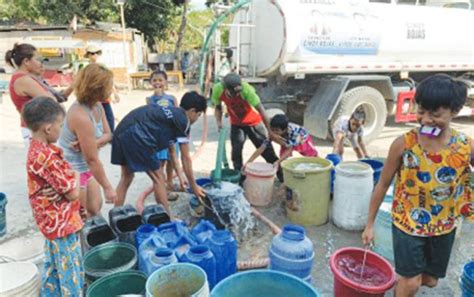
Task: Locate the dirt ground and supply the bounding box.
[0,84,473,296]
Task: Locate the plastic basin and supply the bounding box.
[211,270,320,297]
[330,247,396,297]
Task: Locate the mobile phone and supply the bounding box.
[420,125,442,137]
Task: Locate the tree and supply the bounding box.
[0,0,118,25]
[123,0,181,47]
[174,0,189,70]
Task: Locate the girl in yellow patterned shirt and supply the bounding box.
[362,74,473,297]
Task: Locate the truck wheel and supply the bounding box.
[266,108,285,119]
[331,86,387,144]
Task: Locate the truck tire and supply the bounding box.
[266,108,285,119]
[331,86,387,144]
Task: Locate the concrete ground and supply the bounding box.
[0,84,472,296]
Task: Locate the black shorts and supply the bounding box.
[392,224,456,278]
[111,126,161,173]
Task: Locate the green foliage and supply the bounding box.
[0,0,118,24]
[124,0,180,46]
[157,9,214,53]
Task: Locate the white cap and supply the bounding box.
[85,44,101,53]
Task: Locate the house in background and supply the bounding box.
[0,21,147,86]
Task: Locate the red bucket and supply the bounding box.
[330,247,396,297]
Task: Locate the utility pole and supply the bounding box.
[117,0,131,91]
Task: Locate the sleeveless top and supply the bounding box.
[58,102,104,173]
[392,128,472,237]
[9,72,49,127]
[147,93,175,107]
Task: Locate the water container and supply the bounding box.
[146,263,209,297]
[192,220,217,244]
[269,224,314,282]
[0,262,40,297]
[174,233,198,258]
[329,247,396,297]
[0,193,7,237]
[243,162,276,206]
[83,242,137,284]
[86,270,147,297]
[136,224,158,249]
[373,201,394,262]
[359,159,384,186]
[109,205,142,246]
[280,157,332,226]
[142,204,170,226]
[211,270,320,297]
[206,230,237,283]
[80,215,118,252]
[144,248,178,276]
[333,162,374,231]
[325,154,342,193]
[181,245,217,289]
[139,234,166,273]
[157,221,190,248]
[460,260,474,297]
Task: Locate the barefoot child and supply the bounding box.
[146,70,186,192]
[112,91,207,216]
[332,109,369,159]
[245,114,318,170]
[23,97,84,296]
[362,74,473,297]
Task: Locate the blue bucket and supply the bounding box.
[211,270,320,297]
[461,261,474,296]
[325,154,341,193]
[0,193,7,237]
[359,159,384,186]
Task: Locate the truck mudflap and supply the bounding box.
[304,77,350,139]
[395,90,417,123]
[395,90,474,123]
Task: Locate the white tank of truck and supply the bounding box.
[230,0,474,77]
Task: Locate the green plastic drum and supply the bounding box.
[86,270,146,297]
[281,157,332,226]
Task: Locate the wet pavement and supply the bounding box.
[1,86,472,296]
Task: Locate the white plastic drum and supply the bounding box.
[0,262,40,297]
[332,161,374,231]
[243,162,276,206]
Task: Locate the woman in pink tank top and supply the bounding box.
[5,43,57,146]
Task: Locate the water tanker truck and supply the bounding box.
[201,0,474,143]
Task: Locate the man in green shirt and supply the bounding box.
[212,73,282,180]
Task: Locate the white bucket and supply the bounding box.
[0,262,40,296]
[333,161,374,231]
[243,162,276,206]
[0,233,45,265]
